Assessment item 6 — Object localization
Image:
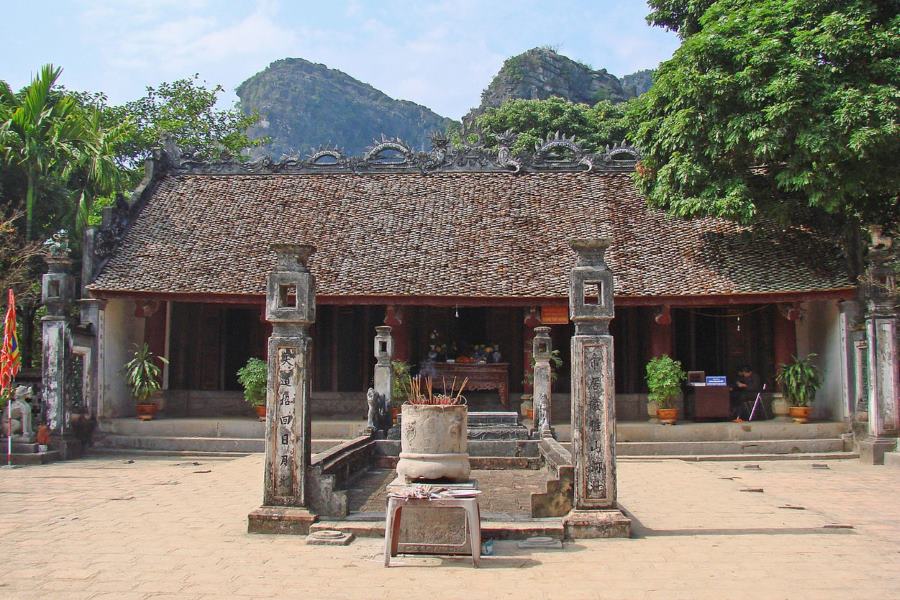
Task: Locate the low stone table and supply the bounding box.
[384,490,481,567]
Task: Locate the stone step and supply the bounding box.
[615,438,846,456]
[619,451,859,462]
[883,452,900,468]
[95,435,346,454]
[310,519,564,541]
[372,456,542,470]
[98,418,367,439]
[2,451,61,465]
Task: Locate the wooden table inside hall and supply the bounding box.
[428,362,510,409]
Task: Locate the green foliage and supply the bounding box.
[0,65,92,240]
[632,1,900,232]
[1,68,265,245]
[123,343,168,404]
[391,360,411,407]
[776,354,821,407]
[646,0,715,37]
[476,97,634,154]
[645,355,686,408]
[117,75,264,171]
[236,357,267,407]
[524,349,564,385]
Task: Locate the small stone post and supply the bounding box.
[371,325,393,435]
[248,243,318,534]
[859,239,899,464]
[532,326,554,438]
[563,238,630,538]
[41,254,79,458]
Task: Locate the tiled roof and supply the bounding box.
[88,171,852,299]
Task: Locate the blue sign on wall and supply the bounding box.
[705,375,728,386]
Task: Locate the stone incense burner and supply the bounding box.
[395,376,471,482]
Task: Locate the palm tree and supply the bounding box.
[66,107,132,235]
[0,65,89,240]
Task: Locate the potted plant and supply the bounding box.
[390,360,411,424]
[124,343,168,421]
[645,355,686,425]
[237,357,268,420]
[776,354,820,424]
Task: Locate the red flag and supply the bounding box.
[0,288,21,393]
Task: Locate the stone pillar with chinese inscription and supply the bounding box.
[248,243,318,534]
[858,237,899,465]
[563,239,630,538]
[532,326,554,438]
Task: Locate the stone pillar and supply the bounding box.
[859,241,899,464]
[532,326,554,438]
[522,308,541,396]
[563,239,630,538]
[370,325,393,435]
[41,255,80,458]
[248,243,318,534]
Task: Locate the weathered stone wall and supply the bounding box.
[796,300,845,421]
[99,299,146,418]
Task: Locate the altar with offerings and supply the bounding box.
[427,362,510,409]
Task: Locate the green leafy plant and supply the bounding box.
[123,343,167,404]
[776,354,821,407]
[523,349,564,385]
[390,360,411,408]
[236,357,267,407]
[645,355,686,409]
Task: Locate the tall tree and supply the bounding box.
[475,97,633,154]
[115,75,263,172]
[0,65,89,240]
[630,0,899,259]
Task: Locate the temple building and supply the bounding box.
[80,136,856,427]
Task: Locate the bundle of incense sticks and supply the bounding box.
[407,375,467,405]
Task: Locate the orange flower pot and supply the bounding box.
[657,407,678,425]
[136,403,158,421]
[789,406,811,424]
[254,405,267,420]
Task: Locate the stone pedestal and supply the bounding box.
[386,478,478,554]
[565,239,630,538]
[532,326,554,438]
[563,509,632,539]
[249,244,318,534]
[859,436,897,466]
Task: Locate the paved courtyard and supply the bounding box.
[1,454,898,599]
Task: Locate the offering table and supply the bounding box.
[429,363,509,409]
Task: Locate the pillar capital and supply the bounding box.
[568,238,614,335]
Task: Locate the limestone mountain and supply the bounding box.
[237,58,456,158]
[621,69,655,97]
[464,47,651,122]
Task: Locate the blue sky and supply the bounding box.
[2,0,679,119]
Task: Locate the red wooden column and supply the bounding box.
[648,305,673,359]
[522,307,542,394]
[773,304,799,378]
[384,305,410,363]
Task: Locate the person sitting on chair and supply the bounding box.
[731,365,761,421]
